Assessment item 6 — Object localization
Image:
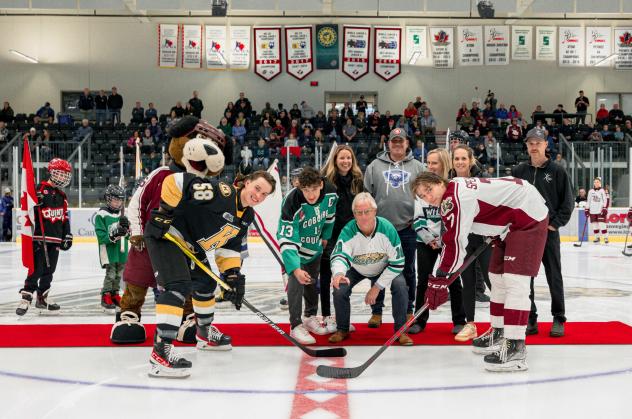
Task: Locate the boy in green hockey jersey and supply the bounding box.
[278,167,338,344]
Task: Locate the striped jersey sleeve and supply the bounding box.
[438,181,477,274]
[277,193,302,275]
[330,221,356,279]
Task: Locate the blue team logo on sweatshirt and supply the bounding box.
[383,168,410,188]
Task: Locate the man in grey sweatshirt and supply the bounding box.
[364,127,425,326]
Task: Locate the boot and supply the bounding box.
[368,314,382,328]
[328,330,349,343]
[472,327,504,355]
[196,323,232,351]
[525,320,538,335]
[16,291,33,316]
[101,293,116,310]
[149,334,192,378]
[550,319,565,337]
[399,333,414,346]
[484,339,528,372]
[35,290,60,311]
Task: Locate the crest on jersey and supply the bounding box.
[223,212,234,222]
[219,182,232,197]
[440,197,454,216]
[544,173,553,183]
[382,168,410,188]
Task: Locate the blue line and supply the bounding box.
[0,366,631,395]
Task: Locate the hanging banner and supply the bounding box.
[158,24,178,68]
[285,26,313,80]
[229,26,251,70]
[315,24,339,69]
[182,25,203,68]
[457,26,483,66]
[536,26,557,61]
[614,28,632,70]
[342,26,370,80]
[430,27,454,68]
[405,26,427,66]
[254,27,282,81]
[484,25,509,65]
[586,27,612,67]
[511,26,533,61]
[205,25,227,70]
[559,27,585,67]
[373,27,401,81]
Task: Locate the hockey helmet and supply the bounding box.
[104,184,125,211]
[181,137,225,178]
[48,158,72,188]
[449,130,470,145]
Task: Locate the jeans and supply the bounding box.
[96,109,106,125]
[287,257,321,329]
[333,268,408,332]
[108,109,121,124]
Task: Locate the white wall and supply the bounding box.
[2,15,632,130]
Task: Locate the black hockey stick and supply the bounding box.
[623,223,632,257]
[35,197,50,268]
[574,217,588,248]
[164,233,347,358]
[316,233,500,379]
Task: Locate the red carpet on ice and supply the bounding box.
[2,322,632,347]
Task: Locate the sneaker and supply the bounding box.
[472,327,505,355]
[408,323,423,334]
[303,316,328,335]
[484,339,528,372]
[149,335,192,378]
[290,324,316,345]
[368,314,382,328]
[399,333,414,346]
[324,316,337,334]
[604,238,609,244]
[452,324,465,335]
[101,293,116,310]
[16,291,33,316]
[196,323,232,351]
[550,319,565,337]
[475,291,490,303]
[525,321,538,335]
[328,330,349,343]
[455,322,477,342]
[279,297,288,310]
[35,290,60,311]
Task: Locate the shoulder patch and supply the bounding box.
[218,182,232,197]
[440,197,454,216]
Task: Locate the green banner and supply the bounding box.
[315,24,339,69]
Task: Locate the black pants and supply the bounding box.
[475,259,491,294]
[318,241,335,317]
[22,241,60,294]
[287,257,321,329]
[460,234,491,322]
[529,229,566,323]
[415,242,466,326]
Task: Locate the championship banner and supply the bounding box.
[373,27,401,81]
[315,24,339,69]
[484,25,509,65]
[559,27,585,67]
[614,28,632,70]
[342,26,370,80]
[511,26,533,61]
[254,27,282,81]
[430,27,454,68]
[205,25,227,70]
[405,26,427,65]
[586,27,612,67]
[536,26,556,61]
[229,26,251,70]
[182,25,203,68]
[158,24,178,68]
[285,26,313,80]
[457,26,483,66]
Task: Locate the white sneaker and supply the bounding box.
[303,316,328,336]
[324,316,337,334]
[290,324,316,344]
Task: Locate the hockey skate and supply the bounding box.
[484,339,528,372]
[149,335,192,378]
[101,293,116,311]
[196,323,232,351]
[16,291,33,317]
[472,327,505,355]
[35,290,60,314]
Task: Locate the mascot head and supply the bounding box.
[181,137,225,178]
[167,116,226,174]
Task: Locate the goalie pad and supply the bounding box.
[176,313,197,344]
[110,311,147,344]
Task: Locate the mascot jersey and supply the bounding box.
[161,172,254,273]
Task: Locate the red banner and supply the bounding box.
[373,27,401,81]
[254,27,282,81]
[285,26,314,80]
[342,26,370,80]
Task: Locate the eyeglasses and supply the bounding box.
[353,209,376,216]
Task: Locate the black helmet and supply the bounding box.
[104,184,125,211]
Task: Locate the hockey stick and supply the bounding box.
[35,198,50,268]
[316,233,499,379]
[163,232,347,358]
[574,216,588,248]
[623,223,632,257]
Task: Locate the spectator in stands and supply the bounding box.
[600,124,613,141]
[507,104,521,122]
[142,150,162,174]
[326,119,341,143]
[130,101,144,124]
[253,138,270,169]
[237,101,251,120]
[474,142,488,166]
[140,128,154,152]
[95,90,107,126]
[300,101,315,120]
[396,116,410,136]
[609,103,625,125]
[127,130,141,149]
[0,102,14,123]
[420,109,436,135]
[552,104,566,123]
[217,117,232,140]
[469,129,484,149]
[404,102,417,120]
[311,110,327,131]
[268,131,282,152]
[38,129,52,160]
[188,90,204,118]
[482,102,496,125]
[484,91,497,110]
[171,101,185,118]
[555,153,568,170]
[313,129,325,148]
[477,119,491,136]
[0,121,8,144]
[625,120,632,135]
[145,102,157,122]
[225,101,235,115]
[459,110,475,133]
[183,103,194,117]
[596,103,609,125]
[340,102,354,120]
[412,139,426,161]
[588,129,603,142]
[278,110,291,129]
[260,111,274,126]
[485,131,498,166]
[36,102,55,121]
[272,119,287,140]
[235,92,252,116]
[148,117,162,142]
[301,118,314,133]
[545,129,558,158]
[575,188,587,206]
[506,118,522,142]
[261,102,275,118]
[614,124,625,141]
[277,103,287,115]
[368,135,385,161]
[368,111,381,134]
[240,144,252,165]
[232,119,247,146]
[485,166,495,177]
[77,88,94,121]
[74,118,93,141]
[574,90,589,124]
[470,101,481,120]
[300,127,315,153]
[495,103,509,125]
[455,103,468,123]
[380,118,396,143]
[166,110,180,128]
[532,105,546,124]
[107,87,123,124]
[25,127,39,145]
[289,104,302,121]
[342,118,357,143]
[288,119,301,139]
[258,119,272,139]
[356,95,368,115]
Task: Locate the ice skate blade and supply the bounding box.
[472,345,502,355]
[484,360,528,372]
[37,309,60,316]
[196,341,233,351]
[148,363,191,378]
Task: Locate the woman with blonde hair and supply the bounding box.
[320,145,364,334]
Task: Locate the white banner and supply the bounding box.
[536,26,557,61]
[484,25,509,65]
[586,27,612,67]
[342,26,370,80]
[430,27,454,68]
[285,26,313,80]
[405,26,427,66]
[614,28,632,70]
[205,25,227,70]
[229,26,251,70]
[559,27,585,67]
[254,27,282,81]
[511,26,533,60]
[457,26,483,66]
[374,27,401,81]
[158,24,178,68]
[182,25,203,68]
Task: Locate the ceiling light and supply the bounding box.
[9,49,38,64]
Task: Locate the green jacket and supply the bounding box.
[94,207,129,267]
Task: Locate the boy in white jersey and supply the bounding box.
[586,177,609,243]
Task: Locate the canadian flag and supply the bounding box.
[20,137,37,275]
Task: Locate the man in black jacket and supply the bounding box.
[77,88,94,121]
[188,90,204,118]
[512,128,574,337]
[107,86,124,124]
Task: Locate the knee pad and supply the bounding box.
[110,311,146,344]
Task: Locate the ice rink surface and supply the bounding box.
[0,241,631,419]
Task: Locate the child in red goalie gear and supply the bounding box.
[16,158,73,316]
[586,177,609,244]
[413,172,548,372]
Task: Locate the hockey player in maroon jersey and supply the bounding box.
[16,158,73,316]
[586,177,610,244]
[413,172,549,372]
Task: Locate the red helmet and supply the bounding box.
[48,158,72,188]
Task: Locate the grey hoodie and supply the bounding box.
[364,150,425,231]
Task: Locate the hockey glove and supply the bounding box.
[118,215,130,231]
[627,209,632,223]
[584,209,589,217]
[600,209,608,218]
[144,209,173,240]
[129,235,145,251]
[60,233,73,251]
[426,271,451,310]
[223,269,245,310]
